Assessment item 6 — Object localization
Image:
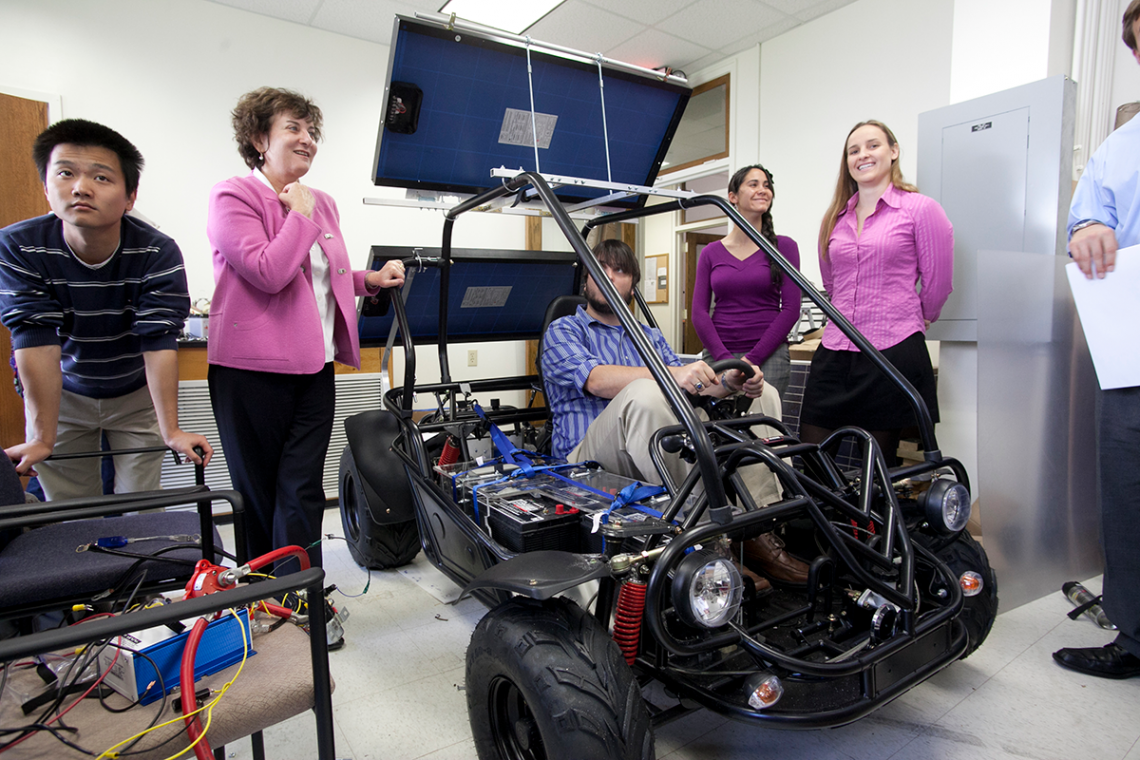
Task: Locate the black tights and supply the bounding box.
[799,424,904,468]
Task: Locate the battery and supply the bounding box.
[487,494,582,553]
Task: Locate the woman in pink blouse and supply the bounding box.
[800,120,953,465]
[691,164,801,397]
[206,87,404,568]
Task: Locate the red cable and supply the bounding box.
[0,642,120,754]
[246,545,310,573]
[180,618,213,760]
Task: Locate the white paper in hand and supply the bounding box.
[1066,245,1140,389]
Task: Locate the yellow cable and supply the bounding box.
[96,607,251,760]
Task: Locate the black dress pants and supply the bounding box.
[1098,386,1140,658]
[209,363,335,570]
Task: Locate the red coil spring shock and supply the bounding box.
[613,579,647,665]
[438,435,461,469]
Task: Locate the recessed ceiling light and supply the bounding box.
[439,0,565,35]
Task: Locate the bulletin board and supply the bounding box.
[644,254,669,304]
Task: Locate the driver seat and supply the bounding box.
[532,295,586,453]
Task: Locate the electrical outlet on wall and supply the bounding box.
[467,349,478,367]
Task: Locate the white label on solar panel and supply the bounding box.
[499,108,558,149]
[461,286,512,308]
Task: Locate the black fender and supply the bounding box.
[460,551,611,602]
[343,409,416,524]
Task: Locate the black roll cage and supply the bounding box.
[385,173,962,496]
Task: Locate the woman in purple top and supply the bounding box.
[692,164,801,398]
[693,165,811,585]
[800,120,954,465]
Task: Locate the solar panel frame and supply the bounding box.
[358,246,582,346]
[371,16,691,209]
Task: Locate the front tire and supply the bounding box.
[926,530,998,658]
[466,597,653,760]
[339,446,420,569]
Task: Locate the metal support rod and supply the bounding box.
[390,279,417,413]
[439,219,455,385]
[0,568,336,759]
[500,173,732,520]
[413,12,688,86]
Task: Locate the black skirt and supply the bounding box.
[800,332,939,431]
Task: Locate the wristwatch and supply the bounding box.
[720,372,739,396]
[1070,219,1104,235]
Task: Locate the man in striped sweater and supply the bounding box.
[0,119,212,499]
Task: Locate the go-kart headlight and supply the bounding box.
[671,551,743,629]
[919,479,971,535]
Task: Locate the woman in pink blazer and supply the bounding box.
[206,87,403,569]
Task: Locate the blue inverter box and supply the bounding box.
[97,608,255,705]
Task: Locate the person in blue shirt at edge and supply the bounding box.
[1051,1,1140,681]
[541,239,810,591]
[0,119,213,500]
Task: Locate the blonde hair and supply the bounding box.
[817,120,918,260]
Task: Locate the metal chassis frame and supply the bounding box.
[376,171,977,728]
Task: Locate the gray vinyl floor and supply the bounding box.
[217,509,1140,760]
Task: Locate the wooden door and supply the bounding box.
[683,232,720,355]
[0,93,51,448]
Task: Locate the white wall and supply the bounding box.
[758,0,955,289]
[0,0,528,304]
[0,0,534,386]
[951,0,1055,103]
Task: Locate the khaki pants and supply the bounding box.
[34,385,164,501]
[568,378,784,507]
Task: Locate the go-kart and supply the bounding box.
[339,172,996,759]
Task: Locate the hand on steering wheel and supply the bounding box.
[669,361,718,396]
[710,358,763,397]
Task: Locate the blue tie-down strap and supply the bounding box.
[606,482,667,522]
[471,402,562,478]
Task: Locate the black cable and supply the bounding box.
[94,543,206,604]
[102,642,173,756]
[0,638,101,751]
[87,542,204,566]
[0,723,95,755]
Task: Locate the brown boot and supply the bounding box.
[734,558,771,594]
[741,532,809,585]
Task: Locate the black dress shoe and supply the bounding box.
[1052,643,1140,679]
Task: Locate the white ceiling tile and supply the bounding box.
[203,0,324,24]
[684,50,729,75]
[655,0,789,50]
[722,14,800,53]
[309,0,419,44]
[526,1,643,54]
[607,27,713,72]
[205,0,858,66]
[788,0,858,22]
[579,0,694,26]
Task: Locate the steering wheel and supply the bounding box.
[682,358,755,406]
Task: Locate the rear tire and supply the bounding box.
[467,597,653,760]
[339,446,420,569]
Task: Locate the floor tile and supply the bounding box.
[213,509,1138,760]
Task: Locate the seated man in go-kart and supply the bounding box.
[541,239,808,589]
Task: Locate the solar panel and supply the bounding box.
[358,246,581,346]
[372,17,691,208]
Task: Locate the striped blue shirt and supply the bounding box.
[0,214,190,399]
[541,305,681,459]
